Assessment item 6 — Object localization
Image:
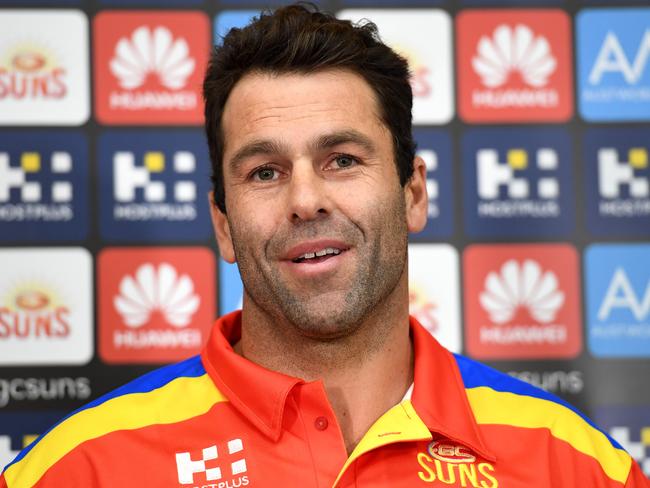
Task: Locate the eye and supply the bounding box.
[330,154,358,169]
[252,166,278,181]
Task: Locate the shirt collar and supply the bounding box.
[201,311,495,460]
[201,311,302,441]
[409,316,496,462]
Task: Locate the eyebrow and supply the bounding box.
[227,139,290,171]
[227,129,378,171]
[309,129,377,156]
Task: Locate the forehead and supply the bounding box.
[220,69,389,157]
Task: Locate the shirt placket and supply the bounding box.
[291,381,349,488]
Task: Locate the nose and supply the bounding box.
[286,160,330,222]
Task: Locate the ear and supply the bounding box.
[404,155,428,233]
[209,194,236,264]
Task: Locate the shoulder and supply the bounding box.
[452,353,635,486]
[1,355,227,488]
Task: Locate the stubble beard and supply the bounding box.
[230,195,408,343]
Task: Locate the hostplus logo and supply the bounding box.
[338,9,453,124]
[98,131,211,241]
[175,439,249,488]
[94,11,208,124]
[463,129,573,237]
[464,244,581,359]
[598,147,649,214]
[98,247,215,364]
[594,406,650,477]
[113,150,197,209]
[412,129,453,239]
[577,9,650,121]
[0,132,88,241]
[457,10,572,122]
[0,11,89,125]
[586,244,650,357]
[0,248,93,365]
[585,129,650,235]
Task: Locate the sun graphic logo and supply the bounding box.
[480,259,564,325]
[114,262,200,328]
[409,285,439,336]
[110,26,195,91]
[473,25,556,89]
[0,42,67,100]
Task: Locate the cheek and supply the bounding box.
[227,198,278,251]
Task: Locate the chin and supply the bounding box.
[281,303,368,341]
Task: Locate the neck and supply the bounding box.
[237,273,414,454]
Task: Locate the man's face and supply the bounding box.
[213,69,426,338]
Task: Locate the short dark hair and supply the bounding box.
[203,3,415,213]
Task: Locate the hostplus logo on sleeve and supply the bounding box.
[577,8,650,121]
[584,128,650,236]
[94,11,209,125]
[585,244,650,358]
[0,131,88,241]
[411,129,453,239]
[462,129,574,237]
[0,10,89,125]
[594,406,650,477]
[175,439,248,487]
[464,244,582,360]
[456,9,572,122]
[98,130,211,241]
[338,9,453,124]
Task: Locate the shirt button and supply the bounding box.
[314,416,328,431]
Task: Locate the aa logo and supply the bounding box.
[578,8,650,121]
[586,244,650,357]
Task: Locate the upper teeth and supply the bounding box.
[298,248,341,260]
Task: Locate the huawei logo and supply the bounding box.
[109,26,196,90]
[472,24,556,88]
[480,259,564,324]
[113,263,200,328]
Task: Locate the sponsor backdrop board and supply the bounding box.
[0,0,648,480]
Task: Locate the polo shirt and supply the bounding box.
[2,311,648,487]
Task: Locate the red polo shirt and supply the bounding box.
[2,311,648,487]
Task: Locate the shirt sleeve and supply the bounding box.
[625,460,650,488]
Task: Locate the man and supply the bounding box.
[2,5,648,488]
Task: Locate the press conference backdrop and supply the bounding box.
[0,0,649,477]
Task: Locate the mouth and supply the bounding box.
[291,247,344,264]
[283,240,351,270]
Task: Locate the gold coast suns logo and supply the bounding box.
[416,441,499,487]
